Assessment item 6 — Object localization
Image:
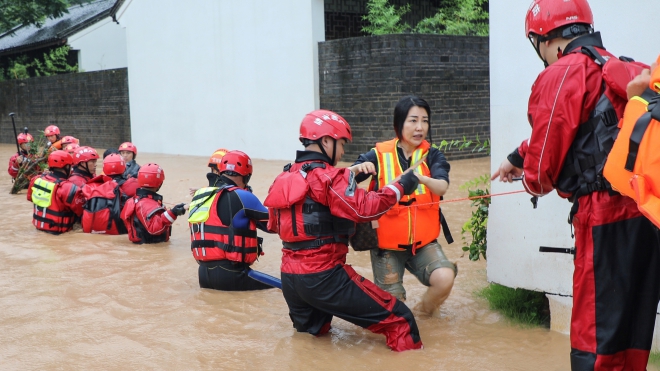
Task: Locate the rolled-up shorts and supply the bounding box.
[370,240,456,300]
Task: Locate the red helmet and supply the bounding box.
[219,150,252,176]
[60,136,79,146]
[48,150,73,168]
[103,153,126,176]
[17,133,33,144]
[299,109,352,143]
[208,148,229,169]
[44,125,60,136]
[64,143,80,155]
[525,0,593,37]
[118,142,138,157]
[73,146,99,165]
[138,163,165,188]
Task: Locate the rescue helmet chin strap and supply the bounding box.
[315,137,336,165]
[528,35,549,68]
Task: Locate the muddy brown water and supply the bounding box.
[0,144,577,370]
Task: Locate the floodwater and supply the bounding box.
[0,144,577,370]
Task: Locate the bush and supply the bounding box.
[478,283,550,327]
[361,0,410,35]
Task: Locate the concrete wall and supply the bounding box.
[319,34,489,161]
[68,17,128,72]
[0,69,130,148]
[489,0,660,323]
[115,0,325,161]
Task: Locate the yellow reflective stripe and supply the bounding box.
[383,152,395,185]
[630,96,649,105]
[31,178,55,208]
[411,148,427,195]
[188,187,218,223]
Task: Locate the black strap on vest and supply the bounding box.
[282,237,348,251]
[191,240,259,254]
[625,93,660,171]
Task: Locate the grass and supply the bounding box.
[649,352,660,369]
[477,283,550,328]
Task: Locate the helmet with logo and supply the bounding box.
[44,125,60,137]
[138,163,165,188]
[60,136,79,146]
[219,150,252,177]
[525,0,593,66]
[118,142,138,157]
[73,146,99,165]
[208,148,229,170]
[103,153,126,176]
[64,143,80,155]
[48,150,73,168]
[17,133,34,144]
[299,109,352,143]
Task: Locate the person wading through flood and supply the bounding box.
[350,95,456,316]
[264,109,423,352]
[188,150,273,291]
[491,0,660,369]
[120,163,187,244]
[27,150,84,234]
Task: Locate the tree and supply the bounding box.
[415,0,489,36]
[361,0,411,36]
[0,0,91,34]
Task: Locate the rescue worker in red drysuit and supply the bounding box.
[491,0,660,369]
[265,109,423,352]
[82,154,138,234]
[8,133,34,180]
[68,146,99,187]
[189,150,273,291]
[120,163,186,244]
[27,150,84,235]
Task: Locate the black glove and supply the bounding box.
[398,171,419,195]
[171,203,186,216]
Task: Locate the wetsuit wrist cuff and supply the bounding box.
[507,148,524,168]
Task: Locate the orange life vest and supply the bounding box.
[604,55,660,227]
[371,139,440,253]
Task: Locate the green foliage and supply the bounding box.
[437,134,490,155]
[478,283,550,327]
[7,54,31,79]
[415,0,489,36]
[362,0,489,36]
[435,136,490,260]
[361,0,410,36]
[11,132,50,194]
[0,0,91,34]
[460,174,489,260]
[649,352,660,369]
[2,46,77,80]
[34,45,78,76]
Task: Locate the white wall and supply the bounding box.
[68,17,128,72]
[489,0,660,296]
[115,0,325,160]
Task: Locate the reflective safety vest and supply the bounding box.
[81,176,128,235]
[604,55,660,227]
[372,139,440,253]
[31,176,75,234]
[188,185,262,264]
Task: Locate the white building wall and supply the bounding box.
[489,0,660,296]
[115,0,325,160]
[68,17,128,72]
